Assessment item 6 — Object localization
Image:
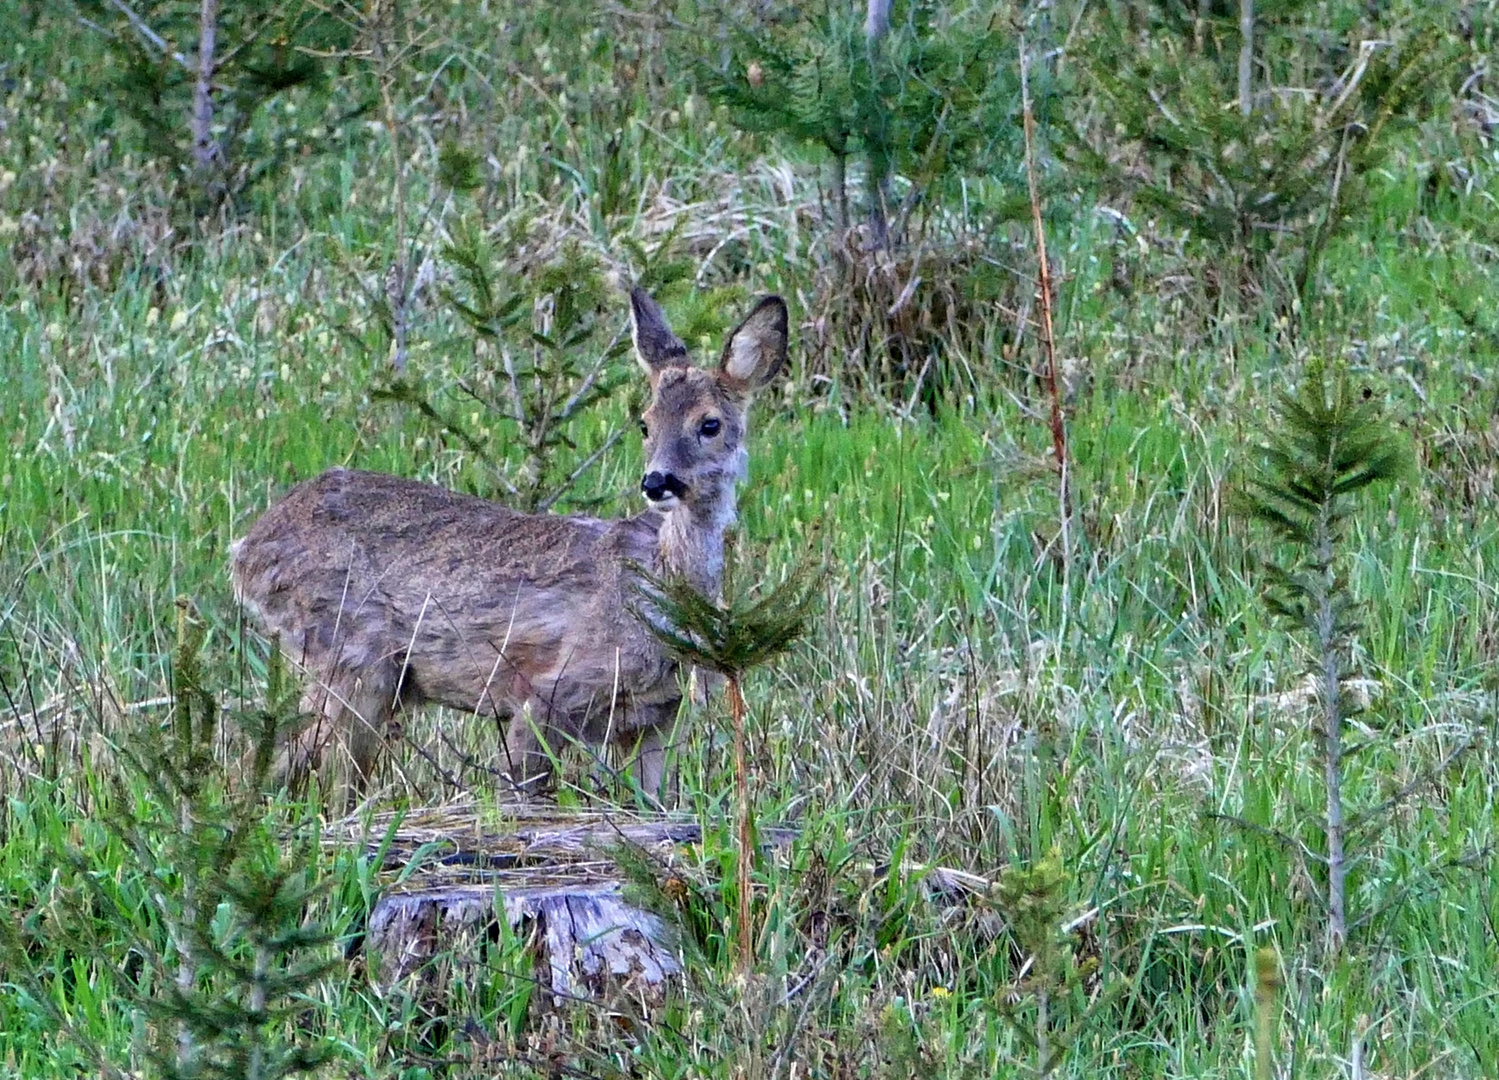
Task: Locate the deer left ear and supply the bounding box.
[718,295,788,394]
[630,287,689,379]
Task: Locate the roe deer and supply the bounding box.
[229,289,787,800]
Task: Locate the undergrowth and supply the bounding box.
[2,0,1497,1076]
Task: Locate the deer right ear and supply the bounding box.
[718,295,788,394]
[630,288,689,379]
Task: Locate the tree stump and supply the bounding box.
[327,803,795,1003]
[367,878,678,1002]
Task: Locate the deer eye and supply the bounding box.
[639,420,650,438]
[699,418,722,438]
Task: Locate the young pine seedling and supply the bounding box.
[631,549,820,972]
[1240,358,1407,952]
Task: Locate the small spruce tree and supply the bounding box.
[75,0,350,210]
[1240,359,1407,951]
[376,223,631,512]
[0,602,339,1078]
[994,848,1119,1075]
[631,550,820,971]
[1069,0,1450,322]
[690,0,1019,243]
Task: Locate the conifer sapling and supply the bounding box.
[631,549,820,971]
[1240,359,1407,951]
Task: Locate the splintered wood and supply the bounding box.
[369,879,677,1002]
[328,803,787,1003]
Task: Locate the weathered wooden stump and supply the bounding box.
[326,803,794,1003]
[367,879,678,1001]
[327,803,1001,1008]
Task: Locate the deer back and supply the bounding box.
[230,468,678,728]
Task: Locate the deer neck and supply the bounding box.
[655,479,736,598]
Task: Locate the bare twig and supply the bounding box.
[1349,733,1477,833]
[864,0,893,247]
[500,344,527,425]
[1322,40,1389,127]
[105,0,190,68]
[556,323,627,421]
[534,428,626,513]
[1207,812,1329,865]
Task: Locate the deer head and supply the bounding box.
[630,288,788,533]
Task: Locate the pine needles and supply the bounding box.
[1240,359,1407,951]
[631,555,821,971]
[630,560,821,684]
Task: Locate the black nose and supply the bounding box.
[642,471,687,502]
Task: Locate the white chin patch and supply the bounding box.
[646,492,682,510]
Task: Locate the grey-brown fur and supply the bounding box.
[230,289,787,800]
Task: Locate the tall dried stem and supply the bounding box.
[729,673,754,971]
[1019,35,1072,565]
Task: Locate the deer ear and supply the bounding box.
[630,288,689,378]
[718,295,787,394]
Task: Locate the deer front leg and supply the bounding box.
[343,670,399,797]
[628,703,682,805]
[275,686,337,793]
[277,665,397,805]
[504,702,558,798]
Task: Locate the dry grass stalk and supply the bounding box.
[1019,35,1072,557]
[727,671,753,971]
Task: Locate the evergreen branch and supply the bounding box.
[103,0,191,69]
[628,560,821,679]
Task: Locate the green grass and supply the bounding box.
[3,1,1498,1077]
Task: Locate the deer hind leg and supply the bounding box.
[281,661,399,799]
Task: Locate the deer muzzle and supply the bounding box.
[641,470,688,504]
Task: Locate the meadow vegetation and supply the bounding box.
[2,0,1497,1075]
